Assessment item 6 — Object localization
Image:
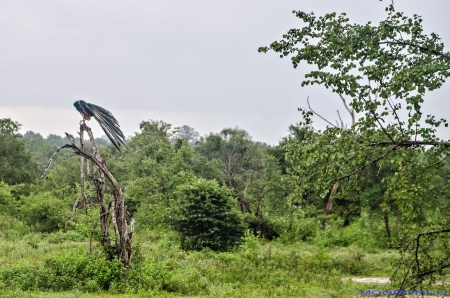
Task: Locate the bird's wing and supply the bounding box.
[85,103,126,151]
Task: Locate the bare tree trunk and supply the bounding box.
[42,122,134,266]
[75,125,133,265]
[307,94,354,216]
[325,183,339,215]
[65,127,87,228]
[384,211,391,238]
[78,123,110,247]
[97,159,110,247]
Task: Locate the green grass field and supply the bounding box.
[0,217,399,298]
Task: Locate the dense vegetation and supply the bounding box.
[0,113,448,297]
[3,1,450,297]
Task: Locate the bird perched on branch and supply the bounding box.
[73,100,126,152]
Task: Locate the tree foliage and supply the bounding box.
[259,2,450,217]
[259,1,450,288]
[0,181,20,215]
[259,4,449,136]
[122,120,196,228]
[0,119,34,184]
[170,178,246,251]
[174,125,199,144]
[194,128,284,239]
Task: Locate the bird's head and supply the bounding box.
[73,100,83,113]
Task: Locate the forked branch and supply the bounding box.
[41,123,134,266]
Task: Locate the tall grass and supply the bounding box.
[0,216,399,297]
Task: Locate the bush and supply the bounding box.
[0,249,124,292]
[0,182,19,215]
[45,249,124,291]
[171,178,246,251]
[19,192,67,232]
[338,214,391,249]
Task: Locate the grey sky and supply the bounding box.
[1,0,450,144]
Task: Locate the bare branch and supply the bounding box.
[44,122,134,265]
[336,110,344,129]
[337,145,399,181]
[307,96,337,128]
[366,94,397,144]
[414,229,450,279]
[129,217,135,237]
[369,140,450,147]
[325,183,339,215]
[379,40,450,60]
[387,97,405,138]
[110,200,120,243]
[65,126,87,229]
[338,94,355,125]
[40,144,72,179]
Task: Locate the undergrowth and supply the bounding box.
[0,215,399,298]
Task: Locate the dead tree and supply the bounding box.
[306,95,355,215]
[42,121,134,266]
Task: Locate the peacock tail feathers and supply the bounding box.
[73,100,126,151]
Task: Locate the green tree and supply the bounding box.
[0,119,34,184]
[194,128,283,239]
[124,120,196,228]
[23,131,57,172]
[46,133,66,147]
[0,181,20,215]
[171,178,246,251]
[174,125,199,144]
[259,2,450,288]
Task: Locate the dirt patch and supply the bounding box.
[341,277,390,284]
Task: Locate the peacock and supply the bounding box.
[73,100,126,151]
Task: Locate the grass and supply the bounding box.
[0,221,400,298]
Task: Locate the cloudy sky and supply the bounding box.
[1,0,450,144]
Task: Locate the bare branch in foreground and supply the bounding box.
[65,126,88,229]
[40,144,72,179]
[42,123,134,266]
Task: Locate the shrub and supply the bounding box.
[19,192,67,232]
[0,182,19,215]
[171,178,246,251]
[44,249,124,291]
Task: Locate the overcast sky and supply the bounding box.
[1,0,450,144]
